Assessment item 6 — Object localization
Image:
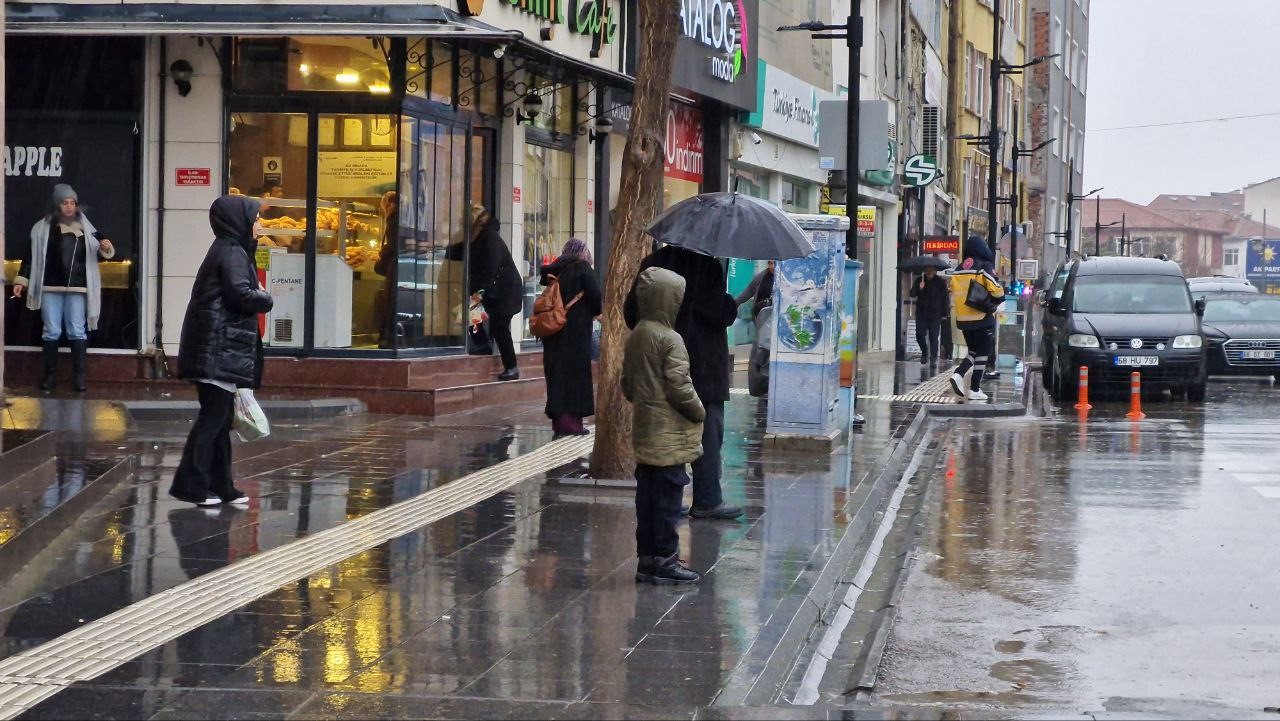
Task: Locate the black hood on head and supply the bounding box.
[209,195,261,254]
[964,235,994,263]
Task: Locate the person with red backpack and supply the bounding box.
[537,239,603,438]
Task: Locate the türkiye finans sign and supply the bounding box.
[462,0,618,52]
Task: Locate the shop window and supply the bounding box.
[527,79,575,137]
[458,53,500,118]
[781,178,813,213]
[523,142,574,326]
[404,39,457,105]
[234,37,391,95]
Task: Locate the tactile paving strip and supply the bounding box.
[0,432,596,719]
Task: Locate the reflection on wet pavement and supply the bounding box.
[1,376,919,719]
[875,379,1280,720]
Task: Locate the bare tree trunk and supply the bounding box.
[589,0,681,479]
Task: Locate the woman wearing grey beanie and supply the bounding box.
[12,184,115,391]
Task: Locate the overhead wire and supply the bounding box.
[1089,110,1280,133]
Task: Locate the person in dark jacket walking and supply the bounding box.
[624,245,742,521]
[540,238,603,438]
[909,266,950,367]
[170,195,274,507]
[734,261,776,322]
[448,205,524,380]
[947,235,1005,402]
[13,184,116,392]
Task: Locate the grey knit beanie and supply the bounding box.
[52,184,78,206]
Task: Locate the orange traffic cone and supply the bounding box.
[1074,366,1092,411]
[1126,371,1146,420]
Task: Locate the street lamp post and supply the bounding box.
[779,6,863,260]
[1065,157,1102,256]
[985,0,1003,258]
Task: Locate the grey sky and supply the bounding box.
[1084,0,1280,204]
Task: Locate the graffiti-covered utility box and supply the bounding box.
[766,214,849,444]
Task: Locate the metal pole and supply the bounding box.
[1121,213,1127,256]
[1264,209,1268,292]
[846,3,863,261]
[1010,103,1019,277]
[1095,194,1102,256]
[986,0,1002,257]
[1065,157,1075,255]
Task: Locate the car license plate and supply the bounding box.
[1243,349,1276,360]
[1115,356,1159,367]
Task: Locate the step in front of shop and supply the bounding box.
[3,349,548,418]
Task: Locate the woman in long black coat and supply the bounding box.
[447,205,525,380]
[171,194,274,506]
[539,239,603,437]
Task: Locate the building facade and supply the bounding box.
[1026,0,1089,272]
[3,2,757,375]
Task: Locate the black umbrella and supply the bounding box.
[899,255,950,272]
[645,192,815,260]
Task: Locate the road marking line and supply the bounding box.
[1252,486,1280,499]
[0,432,596,719]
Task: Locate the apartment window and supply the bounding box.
[1052,17,1063,67]
[973,51,987,116]
[1082,0,1089,17]
[1079,51,1088,93]
[1224,248,1240,266]
[1071,40,1081,81]
[1051,106,1061,156]
[1048,197,1060,245]
[963,43,972,110]
[1076,126,1085,161]
[963,158,973,206]
[1064,32,1073,80]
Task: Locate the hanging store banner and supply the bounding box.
[856,206,876,237]
[664,103,704,184]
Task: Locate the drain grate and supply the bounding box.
[0,433,596,719]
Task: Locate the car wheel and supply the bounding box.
[1187,380,1207,402]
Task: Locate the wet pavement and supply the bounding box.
[0,363,941,720]
[872,377,1280,719]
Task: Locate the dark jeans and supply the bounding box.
[690,399,725,509]
[170,383,236,502]
[635,464,690,558]
[940,318,954,361]
[957,324,996,390]
[915,315,943,363]
[489,308,519,371]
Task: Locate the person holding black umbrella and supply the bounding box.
[910,265,949,368]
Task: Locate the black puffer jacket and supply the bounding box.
[624,245,738,403]
[446,216,524,318]
[178,196,274,388]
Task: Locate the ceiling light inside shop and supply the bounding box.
[299,63,311,76]
[367,82,391,94]
[335,70,360,85]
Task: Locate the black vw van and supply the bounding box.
[1039,256,1208,402]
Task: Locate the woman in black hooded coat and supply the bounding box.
[170,195,274,507]
[447,205,524,380]
[538,239,603,437]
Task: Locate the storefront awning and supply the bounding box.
[4,3,523,38]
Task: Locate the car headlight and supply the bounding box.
[1172,334,1203,348]
[1068,333,1100,348]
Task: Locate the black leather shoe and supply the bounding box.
[689,503,744,520]
[635,556,656,583]
[497,368,519,381]
[649,553,700,584]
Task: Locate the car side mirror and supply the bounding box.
[1048,297,1065,315]
[1194,297,1207,316]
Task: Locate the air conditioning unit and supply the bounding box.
[922,105,941,157]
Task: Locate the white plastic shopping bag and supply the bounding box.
[233,388,271,442]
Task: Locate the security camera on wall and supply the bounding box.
[750,132,763,145]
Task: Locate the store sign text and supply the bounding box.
[664,104,704,184]
[497,0,619,48]
[3,145,63,177]
[175,168,212,186]
[681,0,747,83]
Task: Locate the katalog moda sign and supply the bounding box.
[670,0,759,112]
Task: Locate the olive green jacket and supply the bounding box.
[622,267,705,467]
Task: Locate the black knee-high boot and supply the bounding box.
[41,341,59,391]
[70,340,87,392]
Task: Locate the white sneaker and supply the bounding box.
[226,495,250,506]
[949,373,967,397]
[967,389,989,402]
[196,497,221,507]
